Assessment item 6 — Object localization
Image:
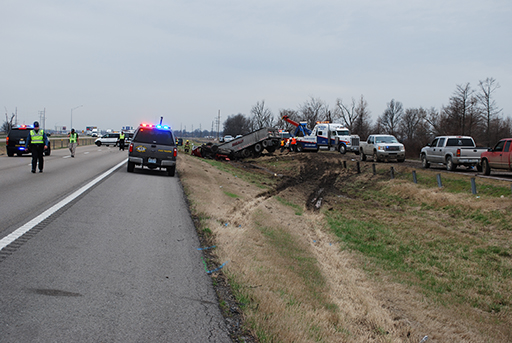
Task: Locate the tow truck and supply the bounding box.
[282,115,360,154]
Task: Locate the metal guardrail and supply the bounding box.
[0,137,97,155]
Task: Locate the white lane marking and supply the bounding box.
[84,152,90,154]
[0,159,127,251]
[63,156,71,159]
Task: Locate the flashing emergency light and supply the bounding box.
[140,123,170,130]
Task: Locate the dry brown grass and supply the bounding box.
[179,154,512,342]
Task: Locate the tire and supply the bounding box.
[254,143,262,153]
[397,157,405,162]
[296,143,304,152]
[17,152,23,157]
[446,156,456,171]
[45,147,51,156]
[7,150,14,157]
[421,154,430,168]
[167,166,176,177]
[262,140,268,148]
[477,163,483,172]
[266,146,276,153]
[482,159,491,176]
[96,141,101,146]
[373,151,380,162]
[242,149,251,158]
[338,144,347,154]
[360,151,366,161]
[127,161,135,173]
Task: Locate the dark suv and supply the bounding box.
[6,126,51,157]
[127,124,177,176]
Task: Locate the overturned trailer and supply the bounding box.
[193,127,281,160]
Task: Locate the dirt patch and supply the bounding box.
[178,150,511,342]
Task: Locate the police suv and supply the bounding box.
[127,123,177,176]
[6,125,51,157]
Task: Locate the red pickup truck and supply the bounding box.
[481,138,512,175]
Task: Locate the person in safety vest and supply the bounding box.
[25,121,49,173]
[68,128,79,157]
[118,131,126,151]
[280,138,286,153]
[184,140,191,153]
[290,136,297,152]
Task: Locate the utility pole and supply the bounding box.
[216,110,221,141]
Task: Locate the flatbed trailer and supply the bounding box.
[193,127,280,160]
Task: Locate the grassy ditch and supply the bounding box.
[326,165,512,320]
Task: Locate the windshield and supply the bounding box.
[134,129,175,145]
[336,130,350,136]
[375,136,398,143]
[8,129,31,139]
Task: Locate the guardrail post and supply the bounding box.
[356,161,360,174]
[343,161,347,169]
[372,164,376,175]
[436,174,443,188]
[412,170,418,184]
[471,178,477,195]
[390,167,395,179]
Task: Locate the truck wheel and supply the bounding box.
[338,144,347,154]
[254,143,262,153]
[446,156,456,171]
[397,157,405,162]
[242,149,251,158]
[7,150,14,157]
[482,159,491,175]
[296,143,304,152]
[373,151,380,162]
[360,152,366,161]
[167,166,176,177]
[421,154,430,168]
[127,161,135,172]
[262,140,268,148]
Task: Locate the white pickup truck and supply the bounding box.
[420,136,486,171]
[359,134,405,162]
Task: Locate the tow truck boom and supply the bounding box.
[282,115,312,137]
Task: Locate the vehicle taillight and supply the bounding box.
[129,143,133,152]
[457,148,461,156]
[173,147,177,157]
[6,137,8,144]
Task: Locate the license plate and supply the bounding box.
[148,157,157,164]
[20,140,25,144]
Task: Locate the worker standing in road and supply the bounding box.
[25,121,49,173]
[119,131,126,151]
[68,128,79,157]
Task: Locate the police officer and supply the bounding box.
[119,131,126,151]
[68,128,79,157]
[25,121,49,173]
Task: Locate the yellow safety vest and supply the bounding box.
[119,133,125,139]
[30,130,44,144]
[69,133,77,143]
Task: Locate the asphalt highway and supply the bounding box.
[0,145,231,342]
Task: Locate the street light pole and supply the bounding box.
[71,105,83,132]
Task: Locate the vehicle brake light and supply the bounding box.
[457,148,461,156]
[129,143,133,152]
[6,137,8,144]
[173,147,177,157]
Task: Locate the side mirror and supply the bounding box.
[488,148,492,152]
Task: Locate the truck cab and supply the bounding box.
[481,138,512,175]
[297,123,360,154]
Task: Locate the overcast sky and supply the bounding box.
[2,0,511,133]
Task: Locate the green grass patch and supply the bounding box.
[223,191,239,198]
[274,196,303,215]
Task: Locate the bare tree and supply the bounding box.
[377,99,404,136]
[334,97,358,131]
[2,112,15,132]
[352,95,372,139]
[477,77,502,146]
[444,83,481,136]
[298,97,328,129]
[278,109,299,132]
[250,100,275,129]
[223,113,251,136]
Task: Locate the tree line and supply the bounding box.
[223,77,510,157]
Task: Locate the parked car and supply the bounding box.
[95,133,120,146]
[420,136,486,171]
[480,138,512,175]
[223,135,234,142]
[6,125,51,157]
[127,123,177,176]
[359,134,405,162]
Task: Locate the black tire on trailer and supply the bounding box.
[242,149,251,158]
[266,146,276,153]
[262,140,268,148]
[254,143,262,153]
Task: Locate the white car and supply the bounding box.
[223,135,234,142]
[95,133,120,146]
